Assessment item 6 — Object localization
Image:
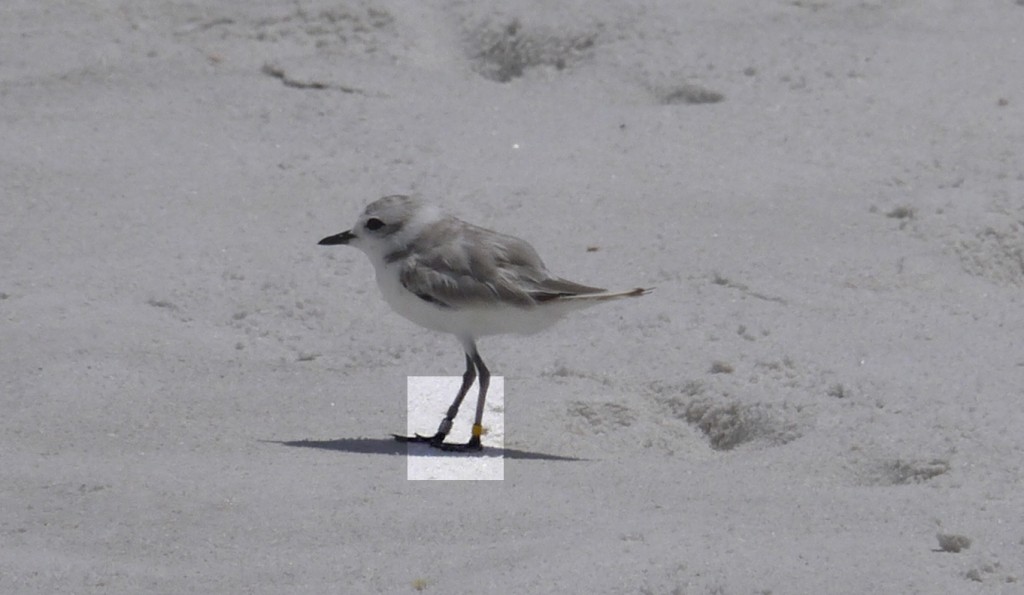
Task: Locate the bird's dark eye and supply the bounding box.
[365,218,384,231]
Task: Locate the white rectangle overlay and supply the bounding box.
[405,376,504,481]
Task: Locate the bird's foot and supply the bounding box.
[392,433,483,452]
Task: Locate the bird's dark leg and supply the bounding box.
[394,350,484,451]
[466,349,490,450]
[428,353,476,446]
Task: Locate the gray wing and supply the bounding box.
[530,277,608,302]
[398,221,606,308]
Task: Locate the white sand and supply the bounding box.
[3,0,1023,592]
[405,376,505,481]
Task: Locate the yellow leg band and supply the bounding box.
[472,424,484,437]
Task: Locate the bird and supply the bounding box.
[318,195,649,451]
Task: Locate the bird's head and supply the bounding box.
[318,195,441,262]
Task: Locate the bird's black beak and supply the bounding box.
[318,230,356,246]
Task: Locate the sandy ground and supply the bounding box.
[404,376,506,481]
[3,0,1024,593]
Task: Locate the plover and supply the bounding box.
[319,195,648,450]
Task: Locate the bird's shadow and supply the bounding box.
[264,437,584,461]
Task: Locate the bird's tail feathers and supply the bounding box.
[552,287,652,302]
